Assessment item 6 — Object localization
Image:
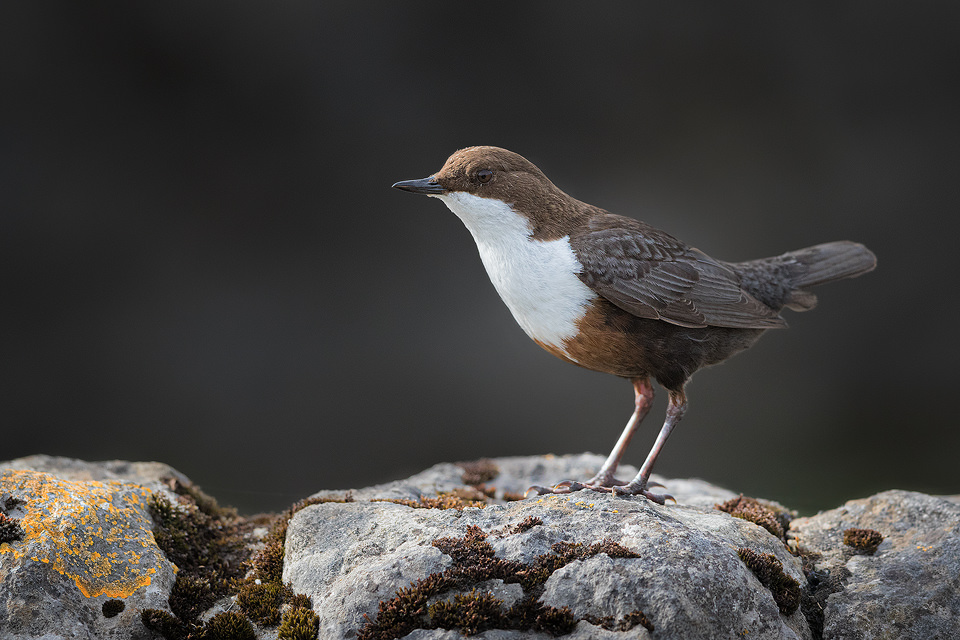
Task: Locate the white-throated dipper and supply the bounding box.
[393,146,876,504]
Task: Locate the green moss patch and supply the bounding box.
[278,606,321,640]
[143,485,336,640]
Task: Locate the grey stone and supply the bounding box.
[0,465,178,640]
[790,490,960,639]
[4,454,960,640]
[287,466,810,640]
[308,453,742,509]
[0,454,191,498]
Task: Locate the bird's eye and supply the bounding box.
[476,169,493,184]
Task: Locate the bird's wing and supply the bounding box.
[569,215,785,329]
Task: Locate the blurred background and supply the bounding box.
[2,2,957,515]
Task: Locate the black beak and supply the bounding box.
[392,176,446,195]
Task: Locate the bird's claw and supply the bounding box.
[525,479,674,504]
[610,483,676,505]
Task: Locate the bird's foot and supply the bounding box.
[610,480,675,505]
[525,479,673,504]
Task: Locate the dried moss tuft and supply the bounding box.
[101,598,125,618]
[0,512,25,544]
[381,489,490,511]
[458,459,500,485]
[429,589,503,636]
[141,608,185,640]
[359,527,646,639]
[494,516,542,537]
[584,609,654,632]
[716,495,790,540]
[842,528,883,554]
[737,548,801,614]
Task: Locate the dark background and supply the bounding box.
[3,2,958,515]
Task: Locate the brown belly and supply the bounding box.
[537,299,765,391]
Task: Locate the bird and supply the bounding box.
[392,146,876,504]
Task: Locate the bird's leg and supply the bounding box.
[612,389,687,504]
[526,378,655,496]
[584,377,655,487]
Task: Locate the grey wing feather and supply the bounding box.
[570,215,785,329]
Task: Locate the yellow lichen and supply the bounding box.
[0,469,168,598]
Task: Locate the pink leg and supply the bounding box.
[585,378,655,487]
[614,389,687,504]
[525,378,660,497]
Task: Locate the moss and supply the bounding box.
[3,495,25,511]
[236,581,292,626]
[0,512,25,543]
[501,491,526,502]
[249,538,286,585]
[359,526,647,639]
[290,592,313,610]
[716,495,790,541]
[518,539,640,590]
[526,602,576,636]
[457,459,500,485]
[584,610,654,632]
[201,611,255,640]
[162,476,237,521]
[494,516,542,537]
[357,581,434,640]
[277,606,320,640]
[147,489,247,632]
[843,528,883,554]
[169,574,217,624]
[148,493,243,583]
[141,608,185,640]
[428,589,503,636]
[381,489,490,511]
[249,494,353,587]
[737,548,801,615]
[433,525,495,563]
[101,598,125,618]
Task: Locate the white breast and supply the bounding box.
[434,191,597,358]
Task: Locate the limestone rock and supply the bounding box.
[4,453,959,640]
[790,490,960,639]
[286,454,810,640]
[0,465,177,640]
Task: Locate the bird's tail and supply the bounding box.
[733,241,877,312]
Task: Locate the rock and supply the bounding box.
[3,453,959,639]
[790,490,960,639]
[0,464,178,639]
[308,453,742,510]
[285,487,809,639]
[0,454,193,494]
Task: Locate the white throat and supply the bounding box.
[434,191,596,356]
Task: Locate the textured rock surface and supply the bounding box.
[308,453,742,510]
[790,490,960,639]
[3,454,959,640]
[0,462,178,639]
[286,486,809,639]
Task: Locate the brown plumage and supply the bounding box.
[394,146,876,503]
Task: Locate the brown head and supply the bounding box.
[393,146,596,240]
